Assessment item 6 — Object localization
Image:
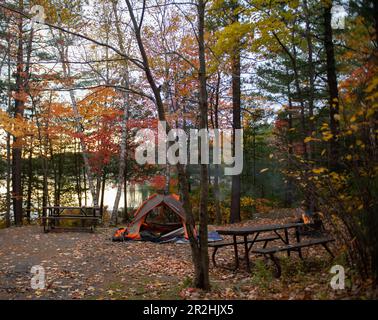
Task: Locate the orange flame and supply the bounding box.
[302,213,311,224]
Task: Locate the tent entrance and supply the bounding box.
[140,206,183,239]
[140,221,183,235]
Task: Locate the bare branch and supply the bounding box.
[0,3,145,70]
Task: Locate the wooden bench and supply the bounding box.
[252,237,335,277]
[209,235,280,267]
[42,206,101,233]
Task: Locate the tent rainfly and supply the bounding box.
[114,193,193,241]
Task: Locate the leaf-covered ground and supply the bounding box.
[0,211,375,300]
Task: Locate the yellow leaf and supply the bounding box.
[304,136,320,143]
[322,131,334,141]
[312,167,327,174]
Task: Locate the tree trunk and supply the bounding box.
[74,141,82,206]
[50,143,57,206]
[213,73,222,225]
[26,146,33,223]
[123,168,128,222]
[35,97,50,218]
[42,155,48,218]
[303,0,315,159]
[374,0,378,49]
[124,0,209,289]
[111,86,129,224]
[252,128,256,186]
[111,0,130,224]
[323,2,340,170]
[43,96,52,214]
[6,132,11,227]
[230,52,241,224]
[56,150,64,207]
[83,166,87,206]
[286,72,295,207]
[5,35,12,227]
[100,169,106,217]
[195,0,210,290]
[95,176,101,206]
[230,1,242,224]
[163,55,171,195]
[291,36,308,161]
[12,1,25,225]
[164,165,170,194]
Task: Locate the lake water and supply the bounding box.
[87,184,150,210]
[0,183,150,220]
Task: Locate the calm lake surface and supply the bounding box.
[0,182,150,220]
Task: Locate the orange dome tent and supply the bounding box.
[116,193,195,241]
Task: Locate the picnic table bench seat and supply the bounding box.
[252,237,335,278]
[209,235,280,267]
[42,216,100,220]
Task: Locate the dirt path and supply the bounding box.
[0,215,369,300]
[0,225,192,299]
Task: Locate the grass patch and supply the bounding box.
[250,259,274,290]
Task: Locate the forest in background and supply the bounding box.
[0,0,377,290]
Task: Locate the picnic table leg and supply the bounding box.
[232,235,239,271]
[46,217,51,232]
[243,235,251,271]
[269,253,282,278]
[295,226,303,259]
[284,228,290,257]
[321,243,335,258]
[247,232,259,252]
[42,208,46,232]
[54,210,59,228]
[212,247,219,267]
[47,208,51,231]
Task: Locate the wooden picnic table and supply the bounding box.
[215,222,304,271]
[42,206,102,233]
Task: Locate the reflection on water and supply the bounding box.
[0,183,150,219]
[91,184,150,210]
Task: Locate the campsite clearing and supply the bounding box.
[0,211,372,300]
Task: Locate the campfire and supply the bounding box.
[302,213,312,224]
